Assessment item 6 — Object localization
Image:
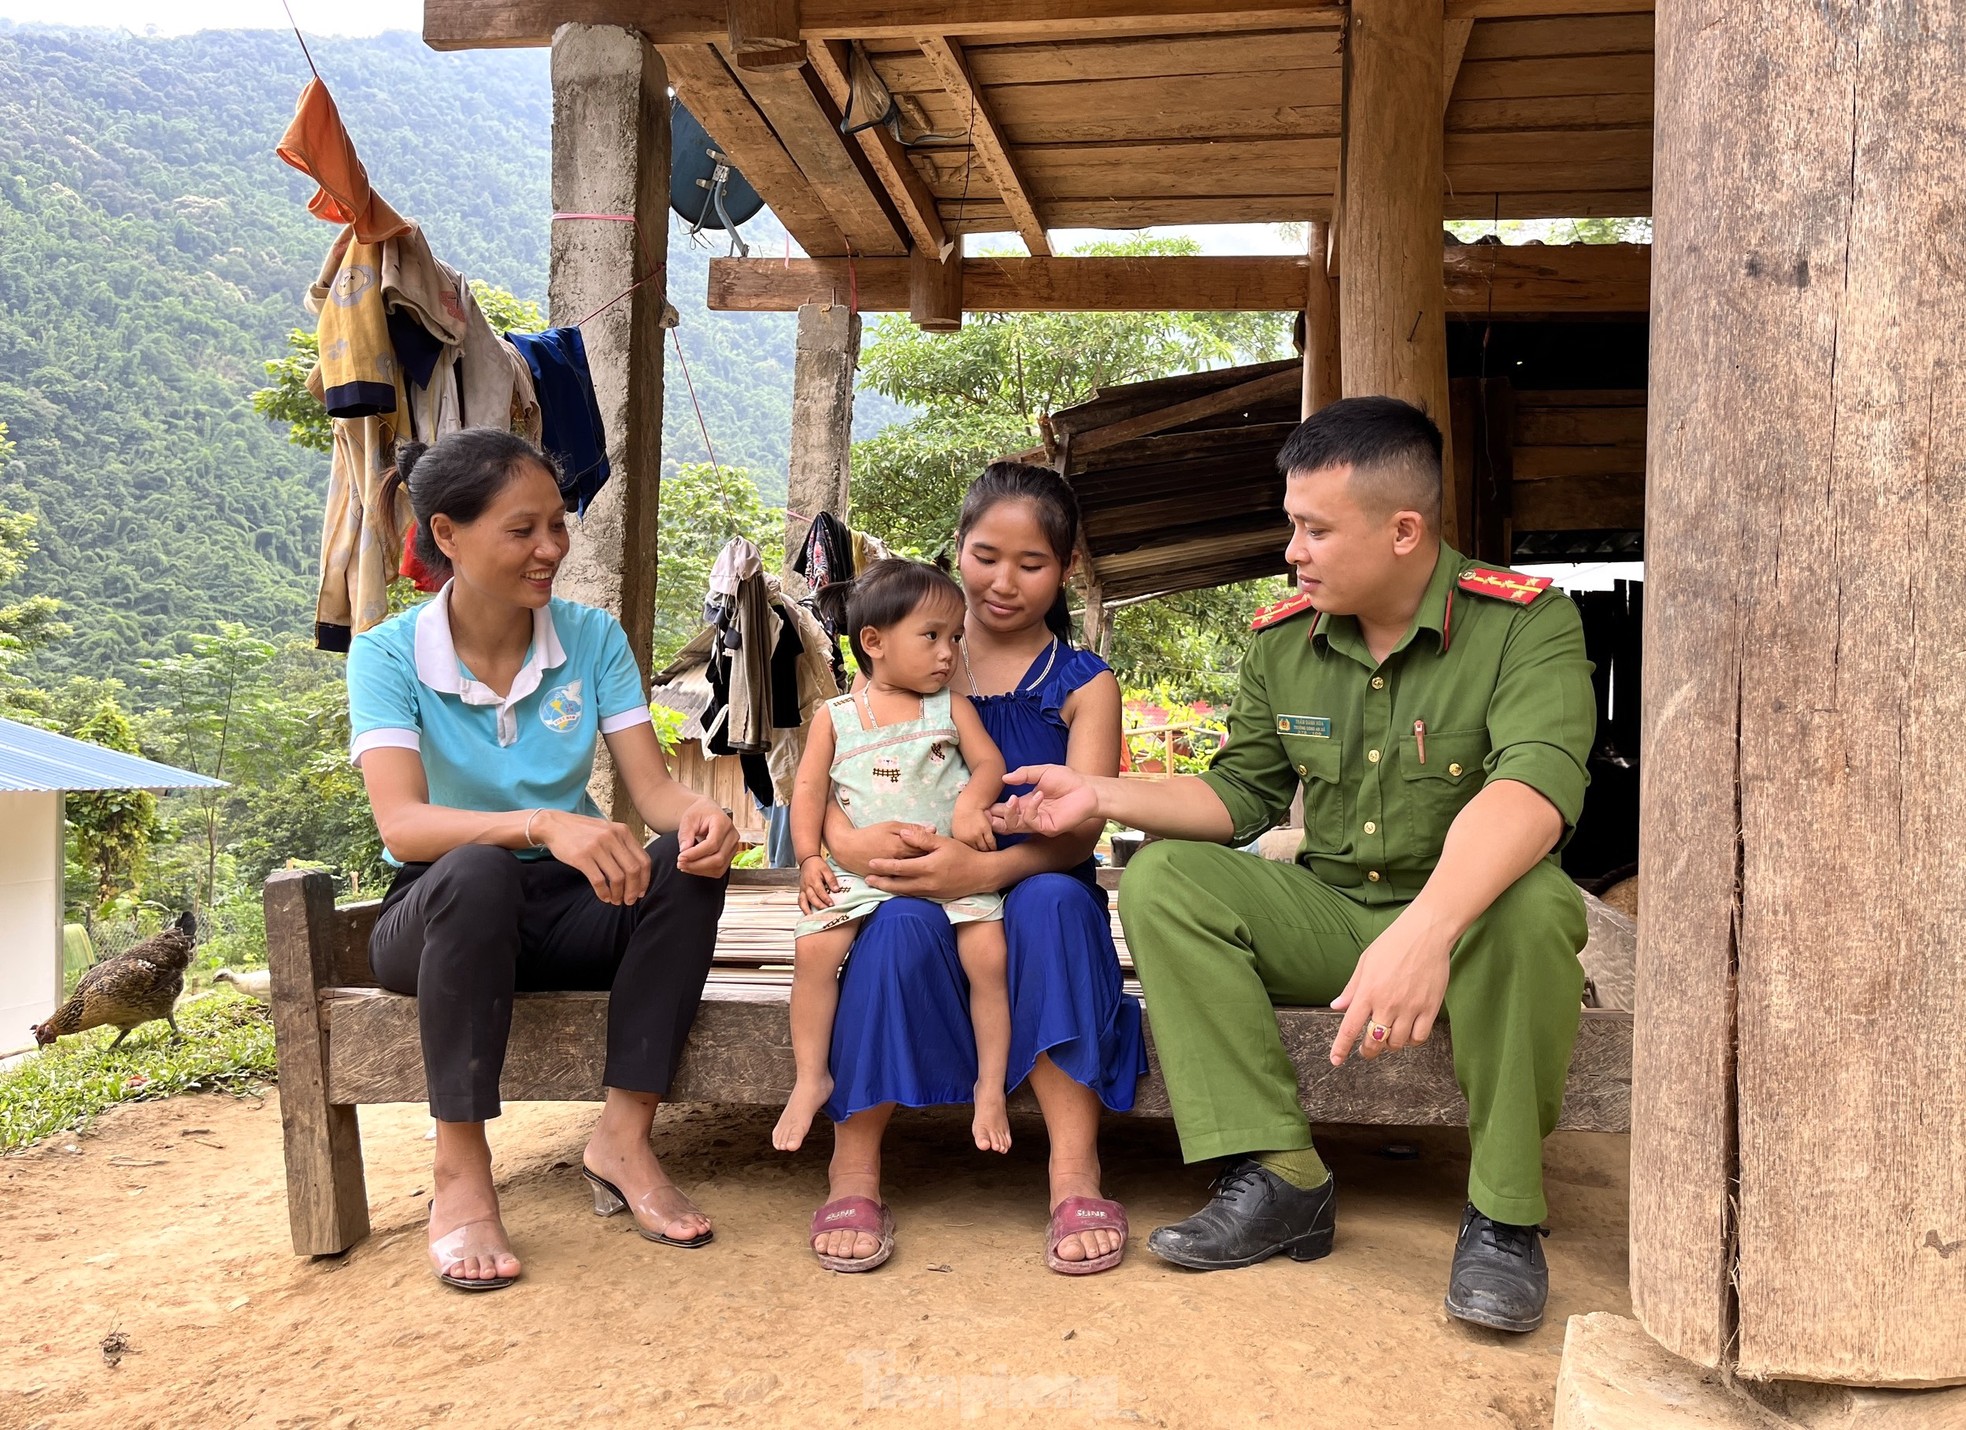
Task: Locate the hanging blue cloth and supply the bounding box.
[825,640,1147,1120]
[506,326,610,514]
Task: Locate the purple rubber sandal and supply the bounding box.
[1046,1195,1128,1276]
[810,1195,895,1273]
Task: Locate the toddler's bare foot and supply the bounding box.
[973,1085,1012,1154]
[774,1074,835,1152]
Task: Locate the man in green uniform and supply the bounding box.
[994,396,1593,1332]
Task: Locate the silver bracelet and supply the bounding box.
[524,808,547,849]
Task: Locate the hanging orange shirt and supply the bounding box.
[276,78,411,244]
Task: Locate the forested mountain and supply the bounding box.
[0,24,867,682]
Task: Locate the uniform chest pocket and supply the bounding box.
[1282,736,1345,849]
[1399,728,1489,828]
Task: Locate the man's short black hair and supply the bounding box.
[1275,396,1444,527]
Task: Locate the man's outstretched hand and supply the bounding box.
[990,764,1100,838]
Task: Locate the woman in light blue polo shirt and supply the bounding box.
[349,428,737,1293]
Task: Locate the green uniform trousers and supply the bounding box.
[1119,841,1586,1225]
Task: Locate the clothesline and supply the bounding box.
[551,210,723,480]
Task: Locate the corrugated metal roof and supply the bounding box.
[0,718,227,793]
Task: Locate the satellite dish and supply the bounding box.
[670,98,765,235]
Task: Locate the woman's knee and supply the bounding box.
[426,843,524,896]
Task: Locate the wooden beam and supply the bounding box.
[726,0,803,66]
[807,39,952,257]
[708,246,1651,313]
[1301,218,1340,415]
[917,36,1052,257]
[1339,0,1454,537]
[1077,367,1302,453]
[425,1,1347,51]
[656,43,849,256]
[909,245,964,330]
[1443,15,1475,113]
[720,51,909,255]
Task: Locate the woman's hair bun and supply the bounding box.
[393,440,429,487]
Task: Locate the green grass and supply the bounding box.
[0,992,276,1152]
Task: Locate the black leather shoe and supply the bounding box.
[1146,1160,1336,1270]
[1444,1204,1550,1332]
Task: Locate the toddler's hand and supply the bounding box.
[798,857,842,915]
[953,806,998,853]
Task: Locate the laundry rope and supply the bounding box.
[278,0,322,81]
[670,328,724,480]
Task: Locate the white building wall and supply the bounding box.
[0,790,64,1055]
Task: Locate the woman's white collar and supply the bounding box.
[411,581,567,745]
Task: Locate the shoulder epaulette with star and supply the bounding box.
[1456,567,1554,606]
[1250,592,1317,631]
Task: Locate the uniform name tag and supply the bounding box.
[1276,715,1332,738]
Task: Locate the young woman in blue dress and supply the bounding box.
[809,462,1147,1275]
[349,429,738,1291]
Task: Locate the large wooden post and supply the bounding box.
[1636,0,1966,1385]
[1301,218,1340,418]
[1337,0,1454,539]
[548,24,668,817]
[784,301,860,575]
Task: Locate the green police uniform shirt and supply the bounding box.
[1198,545,1595,905]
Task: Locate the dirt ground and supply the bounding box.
[0,1093,1630,1429]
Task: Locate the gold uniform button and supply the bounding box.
[1448,762,1463,777]
[1295,763,1307,776]
[1363,821,1377,835]
[1367,748,1381,763]
[1367,870,1381,883]
[1370,676,1385,690]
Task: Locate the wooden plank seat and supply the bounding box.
[265,865,1634,1255]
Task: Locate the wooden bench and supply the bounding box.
[264,866,1635,1256]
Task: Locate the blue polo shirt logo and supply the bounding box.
[541,680,585,733]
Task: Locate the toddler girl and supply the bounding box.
[773,559,1012,1157]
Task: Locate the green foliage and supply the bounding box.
[0,991,274,1151]
[65,696,158,905]
[251,328,331,455]
[653,460,785,667]
[1105,578,1288,706]
[0,24,886,688]
[469,278,545,337]
[849,234,1287,693]
[1122,683,1228,776]
[1446,217,1651,245]
[138,624,278,904]
[0,504,69,655]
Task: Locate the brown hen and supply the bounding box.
[32,911,198,1048]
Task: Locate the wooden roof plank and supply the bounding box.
[1463,13,1654,59]
[808,39,953,256]
[918,35,1052,256]
[656,43,851,256]
[984,70,1341,146]
[1074,367,1304,452]
[720,47,911,255]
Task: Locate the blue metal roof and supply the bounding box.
[0,718,227,793]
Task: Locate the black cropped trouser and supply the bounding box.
[369,835,728,1123]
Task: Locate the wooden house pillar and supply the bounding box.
[784,301,861,576]
[1635,0,1966,1385]
[1301,218,1340,418]
[547,23,668,819]
[1336,0,1454,541]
